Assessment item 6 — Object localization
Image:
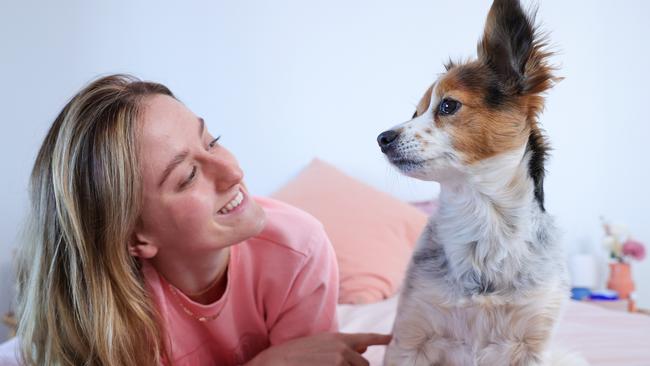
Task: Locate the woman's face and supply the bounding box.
[133,94,266,258]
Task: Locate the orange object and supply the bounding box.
[628,299,637,313]
[607,262,635,299]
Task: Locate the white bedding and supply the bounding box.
[337,296,650,366]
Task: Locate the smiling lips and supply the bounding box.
[217,190,244,215]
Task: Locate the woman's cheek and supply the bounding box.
[171,192,214,231]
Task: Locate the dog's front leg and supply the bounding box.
[383,332,446,366]
[383,300,472,366]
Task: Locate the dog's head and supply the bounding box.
[378,0,558,188]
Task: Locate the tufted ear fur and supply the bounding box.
[478,0,556,97]
[477,0,560,211]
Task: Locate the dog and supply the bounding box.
[377,1,582,365]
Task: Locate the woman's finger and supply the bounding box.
[343,346,371,366]
[340,333,392,352]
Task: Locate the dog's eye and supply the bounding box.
[439,99,461,116]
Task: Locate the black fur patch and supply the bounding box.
[462,269,496,295]
[455,65,507,108]
[411,245,449,280]
[526,127,548,211]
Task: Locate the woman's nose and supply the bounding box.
[203,154,244,191]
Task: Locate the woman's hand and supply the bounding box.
[247,332,392,366]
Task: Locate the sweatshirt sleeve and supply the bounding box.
[267,226,340,345]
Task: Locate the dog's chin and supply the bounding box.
[388,156,442,181]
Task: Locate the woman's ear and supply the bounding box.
[129,229,159,259]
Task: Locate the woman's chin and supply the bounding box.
[214,197,267,245]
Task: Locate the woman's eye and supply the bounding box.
[438,99,461,115]
[181,166,197,188]
[208,136,221,149]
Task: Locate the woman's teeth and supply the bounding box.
[218,191,244,214]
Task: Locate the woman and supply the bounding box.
[15,74,390,365]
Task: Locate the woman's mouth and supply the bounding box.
[217,190,245,215]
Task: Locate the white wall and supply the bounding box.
[1,0,649,340]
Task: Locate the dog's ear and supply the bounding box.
[478,0,536,95]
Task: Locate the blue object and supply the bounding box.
[589,289,619,301]
[571,287,591,300]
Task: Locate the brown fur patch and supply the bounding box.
[433,66,530,164]
[414,84,433,118]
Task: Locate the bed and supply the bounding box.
[337,295,650,365]
[1,298,649,365]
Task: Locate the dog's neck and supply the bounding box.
[435,146,541,290]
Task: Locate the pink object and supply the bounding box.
[622,239,646,261]
[143,197,339,366]
[607,262,635,300]
[272,159,428,304]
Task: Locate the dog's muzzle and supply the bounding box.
[377,129,399,154]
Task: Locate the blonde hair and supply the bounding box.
[16,74,172,365]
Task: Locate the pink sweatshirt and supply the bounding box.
[142,197,339,365]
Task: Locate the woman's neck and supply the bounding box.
[151,246,231,305]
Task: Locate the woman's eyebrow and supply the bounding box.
[157,117,205,188]
[158,151,188,188]
[198,117,205,137]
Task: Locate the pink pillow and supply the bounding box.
[271,159,428,304]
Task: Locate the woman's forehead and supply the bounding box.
[139,95,202,183]
[140,95,202,145]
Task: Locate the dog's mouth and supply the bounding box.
[387,152,449,176]
[387,155,427,171]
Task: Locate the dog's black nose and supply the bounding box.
[377,130,399,153]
